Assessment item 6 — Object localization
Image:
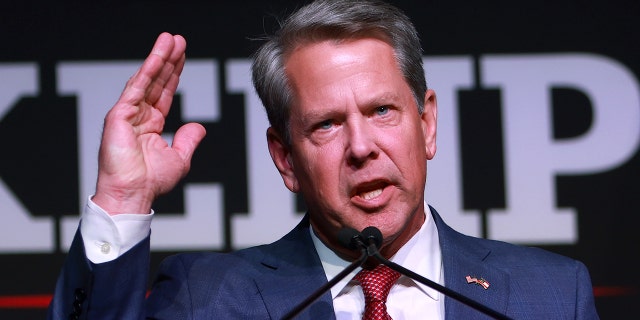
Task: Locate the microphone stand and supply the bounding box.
[361,227,513,320]
[282,234,368,320]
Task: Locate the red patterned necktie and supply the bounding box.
[355,264,401,320]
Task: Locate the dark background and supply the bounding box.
[1,0,638,318]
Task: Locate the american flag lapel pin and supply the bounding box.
[466,275,490,290]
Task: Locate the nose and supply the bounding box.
[345,118,378,167]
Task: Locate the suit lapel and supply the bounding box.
[430,207,511,319]
[252,216,336,320]
[250,209,511,319]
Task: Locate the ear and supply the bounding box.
[421,89,437,160]
[266,127,300,193]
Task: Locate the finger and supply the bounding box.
[149,32,181,66]
[169,35,187,65]
[171,122,207,172]
[143,35,187,116]
[167,35,187,91]
[134,32,177,88]
[154,52,186,117]
[119,33,179,106]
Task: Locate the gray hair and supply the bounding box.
[251,0,427,144]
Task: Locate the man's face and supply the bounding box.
[267,38,437,257]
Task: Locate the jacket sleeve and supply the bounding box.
[47,228,150,320]
[575,261,600,320]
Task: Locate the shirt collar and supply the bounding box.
[310,204,443,300]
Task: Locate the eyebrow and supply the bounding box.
[295,91,402,127]
[359,92,403,111]
[297,108,342,129]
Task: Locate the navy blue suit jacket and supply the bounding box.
[48,207,599,319]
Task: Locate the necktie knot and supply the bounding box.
[355,264,401,319]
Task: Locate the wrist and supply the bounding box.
[92,188,153,215]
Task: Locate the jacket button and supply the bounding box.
[74,288,86,301]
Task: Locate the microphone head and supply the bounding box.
[337,227,362,250]
[361,226,383,249]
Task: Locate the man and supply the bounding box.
[48,0,599,319]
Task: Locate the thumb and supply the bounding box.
[172,122,207,171]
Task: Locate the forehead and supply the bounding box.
[284,38,409,109]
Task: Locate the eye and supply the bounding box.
[375,105,390,116]
[318,119,333,130]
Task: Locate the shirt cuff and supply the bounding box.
[81,196,153,264]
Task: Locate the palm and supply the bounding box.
[94,33,206,214]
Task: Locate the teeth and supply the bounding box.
[360,188,383,200]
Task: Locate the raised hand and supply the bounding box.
[92,33,206,215]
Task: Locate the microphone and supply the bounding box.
[282,228,368,320]
[359,226,513,320]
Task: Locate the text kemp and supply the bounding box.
[1,54,638,252]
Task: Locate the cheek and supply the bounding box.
[385,124,423,153]
[294,144,344,186]
[384,127,427,177]
[405,123,429,159]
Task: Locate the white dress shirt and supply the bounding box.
[310,206,445,319]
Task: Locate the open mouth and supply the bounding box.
[360,188,383,200]
[352,180,390,201]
